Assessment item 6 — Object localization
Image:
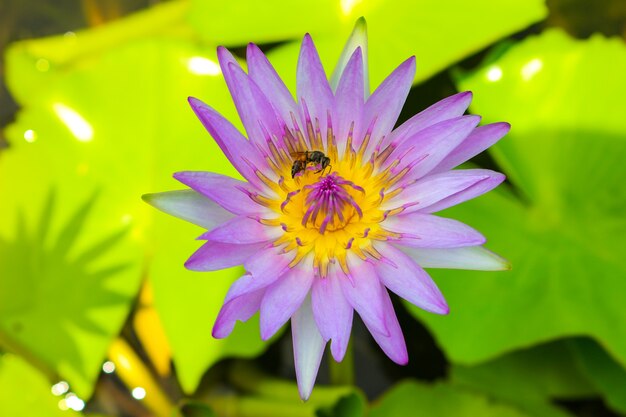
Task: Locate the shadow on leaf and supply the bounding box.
[0,189,133,385]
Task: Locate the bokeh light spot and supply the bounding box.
[187,57,221,76]
[23,129,37,143]
[521,58,543,81]
[486,66,503,82]
[132,387,146,400]
[53,103,94,142]
[51,381,69,396]
[102,361,116,374]
[35,58,50,72]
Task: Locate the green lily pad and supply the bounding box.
[569,338,626,415]
[0,353,82,417]
[451,341,593,417]
[316,392,366,417]
[190,0,547,87]
[407,29,626,370]
[0,188,140,398]
[370,380,536,417]
[1,0,264,396]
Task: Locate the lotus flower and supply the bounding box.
[144,18,510,400]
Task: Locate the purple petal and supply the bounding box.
[401,245,511,271]
[222,245,292,304]
[334,47,364,156]
[363,287,408,365]
[297,34,333,136]
[420,170,505,213]
[384,213,486,248]
[227,63,284,153]
[142,190,233,229]
[217,47,283,150]
[212,288,264,338]
[383,115,481,183]
[384,91,473,149]
[381,169,505,214]
[339,254,388,336]
[187,97,266,188]
[361,56,415,153]
[259,264,314,340]
[247,43,299,127]
[199,216,281,244]
[433,122,511,173]
[216,46,241,96]
[292,295,326,401]
[375,243,448,314]
[245,244,293,278]
[173,171,260,215]
[185,241,265,271]
[311,265,354,361]
[330,17,369,99]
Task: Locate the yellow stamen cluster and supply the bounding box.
[251,114,406,278]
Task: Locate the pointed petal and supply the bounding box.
[401,245,511,271]
[247,43,299,127]
[227,63,284,152]
[339,254,388,336]
[217,46,241,87]
[364,288,408,365]
[433,122,511,172]
[297,34,333,133]
[199,216,281,244]
[223,245,292,303]
[260,264,314,340]
[376,243,448,314]
[185,241,265,271]
[292,295,326,401]
[384,115,481,183]
[187,97,265,187]
[420,171,505,214]
[212,288,264,338]
[142,190,233,229]
[216,46,241,95]
[381,169,505,214]
[173,171,259,215]
[330,17,369,99]
[384,91,473,149]
[311,265,354,361]
[217,46,282,152]
[384,213,486,248]
[334,47,365,155]
[361,56,415,152]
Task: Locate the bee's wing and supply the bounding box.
[289,151,308,158]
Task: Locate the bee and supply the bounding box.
[290,150,331,178]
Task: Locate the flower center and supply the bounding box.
[246,111,410,277]
[302,172,363,234]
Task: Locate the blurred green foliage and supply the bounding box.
[1,0,625,416]
[370,380,537,417]
[409,22,626,390]
[0,353,81,417]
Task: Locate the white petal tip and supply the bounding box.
[296,372,316,402]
